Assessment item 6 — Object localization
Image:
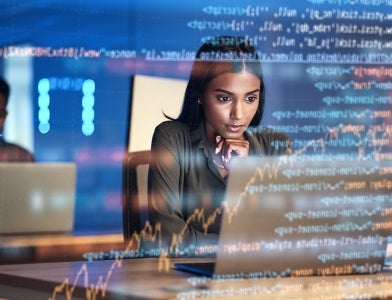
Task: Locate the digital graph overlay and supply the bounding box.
[50,156,392,299]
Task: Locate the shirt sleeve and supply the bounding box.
[247,127,293,156]
[147,122,218,257]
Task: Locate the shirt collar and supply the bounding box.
[190,122,207,150]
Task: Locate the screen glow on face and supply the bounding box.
[202,70,260,142]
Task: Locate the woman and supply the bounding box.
[147,36,291,256]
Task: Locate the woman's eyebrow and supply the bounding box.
[213,88,233,94]
[213,88,260,94]
[247,89,260,94]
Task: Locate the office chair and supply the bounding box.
[122,150,151,241]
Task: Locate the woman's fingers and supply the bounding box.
[215,136,223,154]
[215,137,249,168]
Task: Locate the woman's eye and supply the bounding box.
[246,95,258,103]
[217,95,231,102]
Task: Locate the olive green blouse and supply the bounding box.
[147,120,292,256]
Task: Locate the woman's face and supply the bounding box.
[201,70,260,143]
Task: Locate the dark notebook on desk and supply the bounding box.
[175,155,392,277]
[0,163,76,235]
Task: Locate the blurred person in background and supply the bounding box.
[0,77,34,162]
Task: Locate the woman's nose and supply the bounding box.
[230,101,243,120]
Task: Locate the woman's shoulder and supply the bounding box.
[247,126,291,142]
[155,120,189,133]
[152,120,193,152]
[153,120,191,142]
[247,126,292,154]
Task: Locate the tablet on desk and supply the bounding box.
[175,156,392,278]
[0,163,76,235]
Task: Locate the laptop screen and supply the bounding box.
[211,155,392,277]
[0,163,76,235]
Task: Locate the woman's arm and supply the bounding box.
[147,122,218,257]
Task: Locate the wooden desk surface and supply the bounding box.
[0,233,125,264]
[0,233,123,247]
[1,258,392,299]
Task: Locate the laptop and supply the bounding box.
[175,155,392,277]
[0,163,76,235]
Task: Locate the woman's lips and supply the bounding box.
[226,124,243,132]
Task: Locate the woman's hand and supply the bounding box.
[215,135,249,169]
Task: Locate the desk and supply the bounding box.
[1,258,392,299]
[0,234,124,264]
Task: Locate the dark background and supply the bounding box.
[1,0,391,234]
